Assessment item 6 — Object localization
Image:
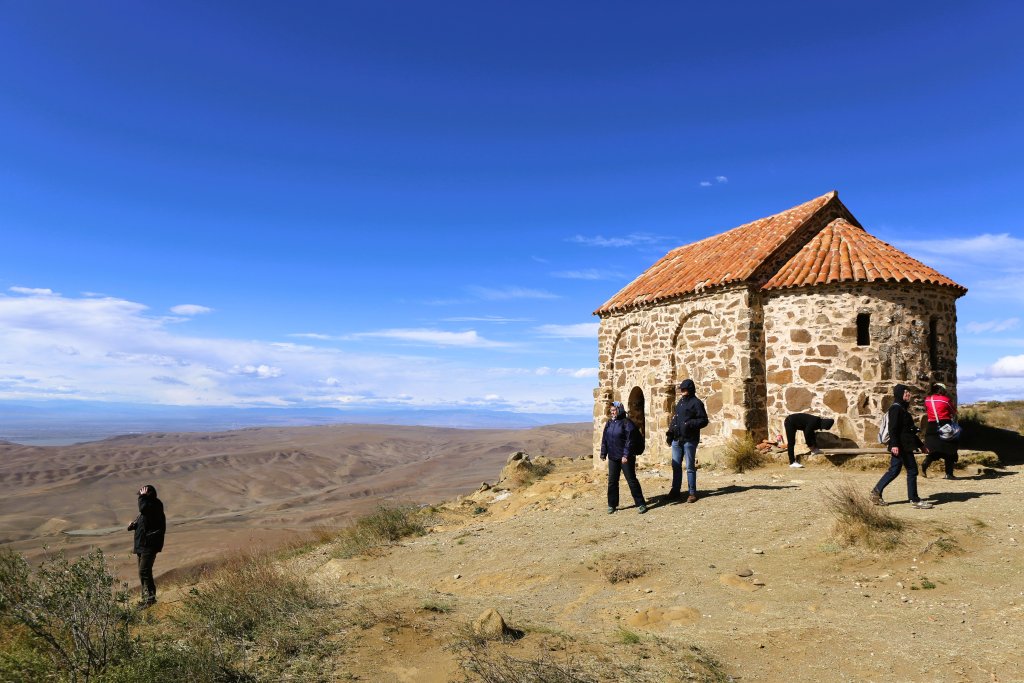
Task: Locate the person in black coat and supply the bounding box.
[666,379,709,502]
[782,413,835,468]
[870,385,933,509]
[127,484,166,606]
[600,401,647,514]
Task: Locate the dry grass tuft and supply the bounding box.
[334,504,427,558]
[822,480,906,550]
[721,436,766,473]
[595,553,649,584]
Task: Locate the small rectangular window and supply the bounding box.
[929,318,939,369]
[857,313,870,346]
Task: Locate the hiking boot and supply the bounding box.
[665,491,682,502]
[637,504,648,514]
[686,494,698,504]
[607,506,616,514]
[911,500,934,509]
[789,461,803,468]
[869,491,885,506]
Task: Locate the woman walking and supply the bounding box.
[870,384,933,509]
[922,382,959,479]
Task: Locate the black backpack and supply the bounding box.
[628,422,646,455]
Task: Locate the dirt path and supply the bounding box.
[302,457,1024,682]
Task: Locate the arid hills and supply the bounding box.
[0,422,591,582]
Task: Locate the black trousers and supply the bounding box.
[137,552,157,603]
[607,458,646,509]
[784,415,817,464]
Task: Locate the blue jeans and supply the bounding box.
[872,451,920,503]
[671,440,698,496]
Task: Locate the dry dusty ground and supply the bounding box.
[276,454,1024,682]
[0,423,589,583]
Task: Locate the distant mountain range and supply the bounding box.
[0,400,590,445]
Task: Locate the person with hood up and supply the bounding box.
[127,484,166,606]
[600,401,648,514]
[782,413,836,468]
[870,384,933,509]
[666,379,709,503]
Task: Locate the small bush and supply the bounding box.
[822,481,905,550]
[334,505,427,558]
[177,553,322,641]
[421,599,455,614]
[615,627,641,645]
[453,635,596,683]
[0,548,135,682]
[721,436,766,473]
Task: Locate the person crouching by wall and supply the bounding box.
[666,379,709,503]
[600,401,647,514]
[127,484,166,607]
[922,382,959,479]
[782,413,835,468]
[870,384,933,509]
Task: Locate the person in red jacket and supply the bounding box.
[921,382,959,479]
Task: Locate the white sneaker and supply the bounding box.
[789,462,803,468]
[911,500,934,509]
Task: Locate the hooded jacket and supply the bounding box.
[600,402,637,461]
[886,384,924,455]
[671,379,709,443]
[132,485,166,555]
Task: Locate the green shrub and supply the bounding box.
[334,504,427,558]
[0,549,134,683]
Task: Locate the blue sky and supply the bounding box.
[1,1,1022,419]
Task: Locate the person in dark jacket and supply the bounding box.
[127,484,166,606]
[921,382,959,479]
[870,385,933,509]
[782,413,835,468]
[600,401,647,514]
[666,379,709,503]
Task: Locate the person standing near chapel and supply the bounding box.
[127,484,166,607]
[666,379,709,503]
[600,401,648,514]
[782,413,835,468]
[921,382,959,479]
[870,384,933,509]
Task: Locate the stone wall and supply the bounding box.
[593,286,761,464]
[761,283,959,444]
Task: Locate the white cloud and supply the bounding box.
[0,290,596,415]
[900,233,1024,262]
[716,175,728,184]
[170,304,213,316]
[441,316,531,323]
[468,286,559,301]
[289,332,340,340]
[355,328,510,348]
[989,354,1024,377]
[232,364,283,379]
[964,318,1021,334]
[568,233,665,248]
[550,269,622,280]
[9,286,56,296]
[534,323,600,338]
[699,181,712,187]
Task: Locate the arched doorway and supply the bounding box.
[627,386,646,437]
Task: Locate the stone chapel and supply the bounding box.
[592,191,967,462]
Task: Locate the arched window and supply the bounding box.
[627,386,645,436]
[856,313,870,346]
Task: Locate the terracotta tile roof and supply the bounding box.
[763,218,967,293]
[595,191,966,316]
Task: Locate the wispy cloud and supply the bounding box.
[535,366,597,378]
[550,268,623,280]
[568,233,665,248]
[699,175,729,188]
[964,318,1020,334]
[354,328,511,348]
[990,354,1024,377]
[170,304,213,316]
[467,286,559,300]
[534,323,600,338]
[441,316,531,323]
[9,286,56,296]
[289,332,341,340]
